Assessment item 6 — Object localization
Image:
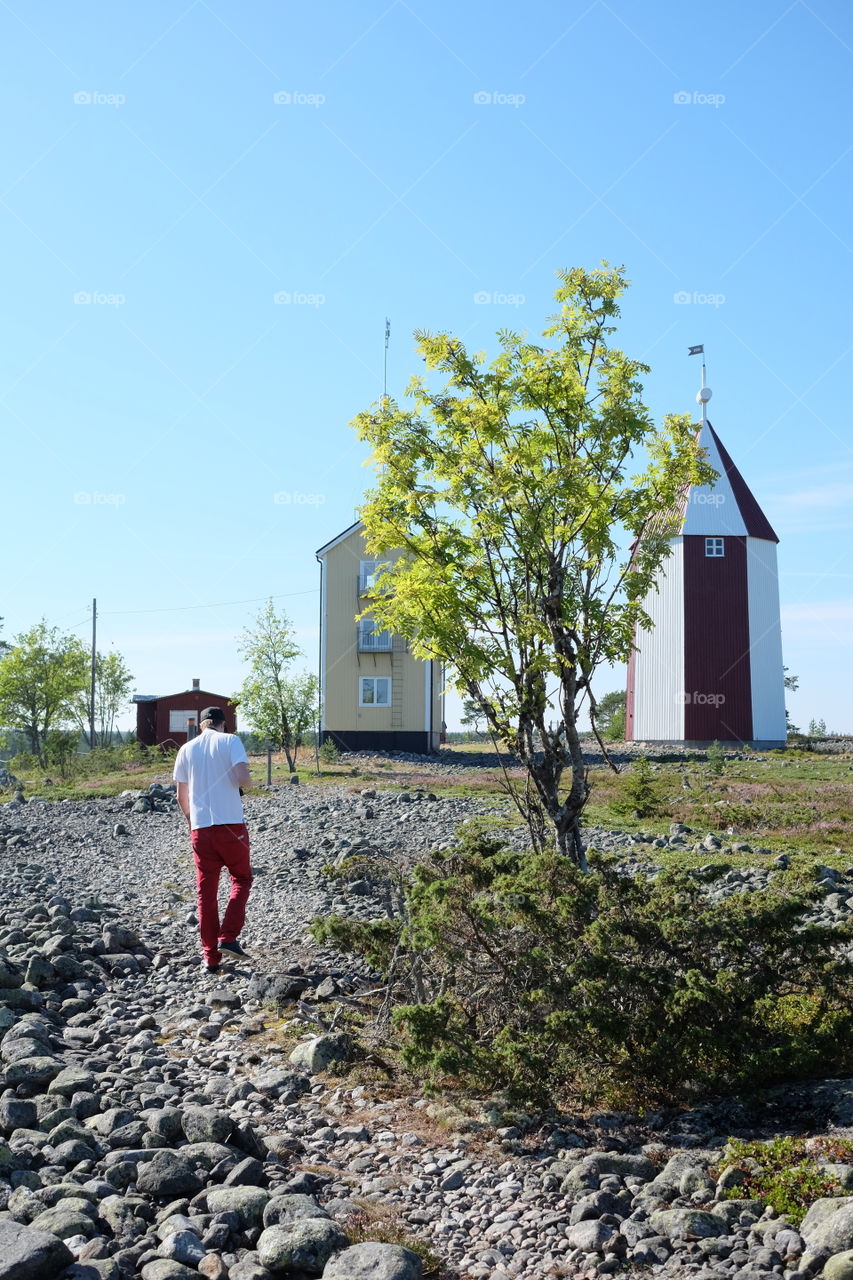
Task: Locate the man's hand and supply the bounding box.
[176,780,191,829]
[233,762,251,790]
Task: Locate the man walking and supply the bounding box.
[174,707,253,973]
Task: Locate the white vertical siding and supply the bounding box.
[319,557,327,731]
[633,539,685,740]
[681,424,748,537]
[746,538,786,743]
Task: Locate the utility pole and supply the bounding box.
[90,598,97,750]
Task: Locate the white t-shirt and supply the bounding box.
[173,730,249,830]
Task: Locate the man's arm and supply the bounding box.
[176,781,191,826]
[232,761,251,790]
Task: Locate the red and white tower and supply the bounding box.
[626,354,786,748]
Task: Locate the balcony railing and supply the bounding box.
[358,629,392,652]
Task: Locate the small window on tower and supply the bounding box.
[705,537,725,557]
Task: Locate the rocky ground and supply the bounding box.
[1,778,853,1280]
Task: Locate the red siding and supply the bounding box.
[683,535,752,742]
[137,690,237,747]
[135,701,157,745]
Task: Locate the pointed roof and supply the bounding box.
[315,520,364,558]
[680,420,778,542]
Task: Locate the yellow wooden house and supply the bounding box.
[315,521,444,753]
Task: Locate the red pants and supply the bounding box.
[190,823,252,965]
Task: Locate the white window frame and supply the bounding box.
[359,676,391,707]
[705,537,725,557]
[168,709,196,733]
[358,617,392,651]
[359,558,391,593]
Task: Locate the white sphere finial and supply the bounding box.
[696,386,712,404]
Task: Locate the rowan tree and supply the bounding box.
[352,265,714,865]
[237,600,318,772]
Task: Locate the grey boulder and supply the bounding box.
[649,1208,731,1240]
[801,1198,853,1253]
[825,1251,853,1280]
[0,1218,73,1279]
[323,1242,422,1280]
[258,1219,348,1274]
[288,1035,351,1075]
[136,1150,203,1198]
[263,1193,330,1228]
[180,1106,232,1145]
[206,1186,270,1228]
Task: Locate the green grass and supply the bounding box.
[4,745,853,868]
[583,753,853,856]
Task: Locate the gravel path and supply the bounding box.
[1,781,853,1280]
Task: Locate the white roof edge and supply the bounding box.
[315,520,364,558]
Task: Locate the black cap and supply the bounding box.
[199,706,225,724]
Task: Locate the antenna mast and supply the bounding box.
[383,318,390,400]
[89,597,97,749]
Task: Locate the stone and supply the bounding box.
[4,1056,63,1088]
[248,1067,310,1100]
[140,1262,198,1280]
[0,958,23,990]
[63,1263,121,1280]
[440,1169,464,1191]
[800,1199,853,1253]
[229,1258,276,1280]
[23,955,55,988]
[262,1194,330,1228]
[561,1151,656,1192]
[0,1218,73,1279]
[48,1066,95,1097]
[288,1034,351,1074]
[28,1201,97,1239]
[223,1156,266,1187]
[145,1108,184,1142]
[323,1242,423,1280]
[136,1151,204,1198]
[206,1186,271,1228]
[566,1220,614,1252]
[825,1251,853,1280]
[49,1117,98,1148]
[198,1256,230,1280]
[0,1098,37,1135]
[649,1208,730,1240]
[712,1197,765,1228]
[159,1230,206,1266]
[257,1219,348,1274]
[181,1106,232,1145]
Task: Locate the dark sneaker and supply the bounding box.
[206,963,221,974]
[219,940,249,957]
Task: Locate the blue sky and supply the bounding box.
[2,0,851,733]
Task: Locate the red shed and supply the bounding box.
[132,677,238,748]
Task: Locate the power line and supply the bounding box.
[99,587,319,619]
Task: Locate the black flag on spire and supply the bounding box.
[688,344,704,356]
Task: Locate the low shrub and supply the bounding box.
[319,737,342,764]
[313,830,853,1109]
[718,1136,852,1223]
[611,755,664,818]
[707,740,726,776]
